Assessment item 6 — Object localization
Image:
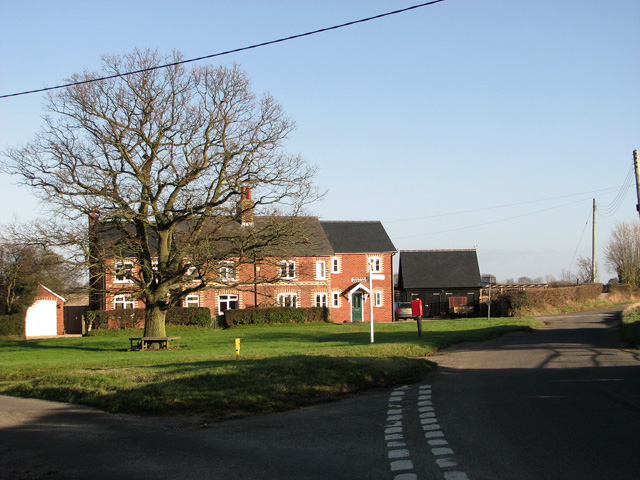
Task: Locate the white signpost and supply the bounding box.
[352,271,384,343]
[370,273,374,343]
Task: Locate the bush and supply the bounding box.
[223,307,329,328]
[0,313,25,336]
[491,284,605,316]
[166,307,211,327]
[85,306,212,331]
[606,283,640,298]
[85,310,109,331]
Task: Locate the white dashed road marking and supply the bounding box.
[385,384,470,479]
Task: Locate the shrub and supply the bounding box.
[85,306,212,331]
[491,284,605,316]
[85,309,144,331]
[223,307,329,328]
[606,283,640,299]
[85,310,108,331]
[166,307,211,327]
[0,313,25,336]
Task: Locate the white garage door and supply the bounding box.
[25,300,57,337]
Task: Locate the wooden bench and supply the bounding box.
[129,336,180,350]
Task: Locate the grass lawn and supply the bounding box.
[0,317,542,422]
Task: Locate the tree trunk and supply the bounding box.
[144,304,167,337]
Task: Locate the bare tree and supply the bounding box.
[2,49,321,336]
[560,269,577,284]
[575,255,597,284]
[0,225,78,314]
[604,222,640,287]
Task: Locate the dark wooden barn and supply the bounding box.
[397,250,482,317]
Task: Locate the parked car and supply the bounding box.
[394,302,414,321]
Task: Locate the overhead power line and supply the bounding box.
[597,165,634,217]
[383,184,634,225]
[0,0,446,100]
[393,198,589,240]
[567,206,593,274]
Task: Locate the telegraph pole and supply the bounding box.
[634,150,640,221]
[591,198,596,283]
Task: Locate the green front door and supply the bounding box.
[352,293,363,322]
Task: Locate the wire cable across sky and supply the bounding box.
[0,0,446,100]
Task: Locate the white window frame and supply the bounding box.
[218,294,239,315]
[114,294,135,309]
[185,294,200,308]
[185,262,197,277]
[332,291,341,308]
[280,260,296,280]
[315,260,327,280]
[149,260,159,284]
[278,293,298,308]
[219,262,237,282]
[114,261,134,283]
[331,256,340,274]
[314,292,328,307]
[374,290,382,307]
[368,256,382,273]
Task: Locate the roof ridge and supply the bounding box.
[401,249,477,253]
[319,220,381,223]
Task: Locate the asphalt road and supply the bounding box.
[428,307,640,479]
[1,308,639,479]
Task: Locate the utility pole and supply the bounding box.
[634,150,640,221]
[591,198,596,283]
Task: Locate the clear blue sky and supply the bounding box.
[1,0,638,282]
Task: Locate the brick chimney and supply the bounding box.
[238,187,254,226]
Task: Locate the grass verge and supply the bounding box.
[0,317,541,422]
[621,303,640,348]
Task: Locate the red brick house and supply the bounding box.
[319,221,397,323]
[90,210,397,324]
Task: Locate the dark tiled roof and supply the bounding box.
[93,216,334,257]
[399,250,481,289]
[319,221,396,254]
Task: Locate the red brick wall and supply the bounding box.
[99,254,395,324]
[327,253,394,323]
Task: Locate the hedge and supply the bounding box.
[86,306,212,331]
[490,284,604,316]
[166,307,212,327]
[0,313,25,336]
[222,306,330,328]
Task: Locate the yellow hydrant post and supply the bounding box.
[235,338,241,360]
